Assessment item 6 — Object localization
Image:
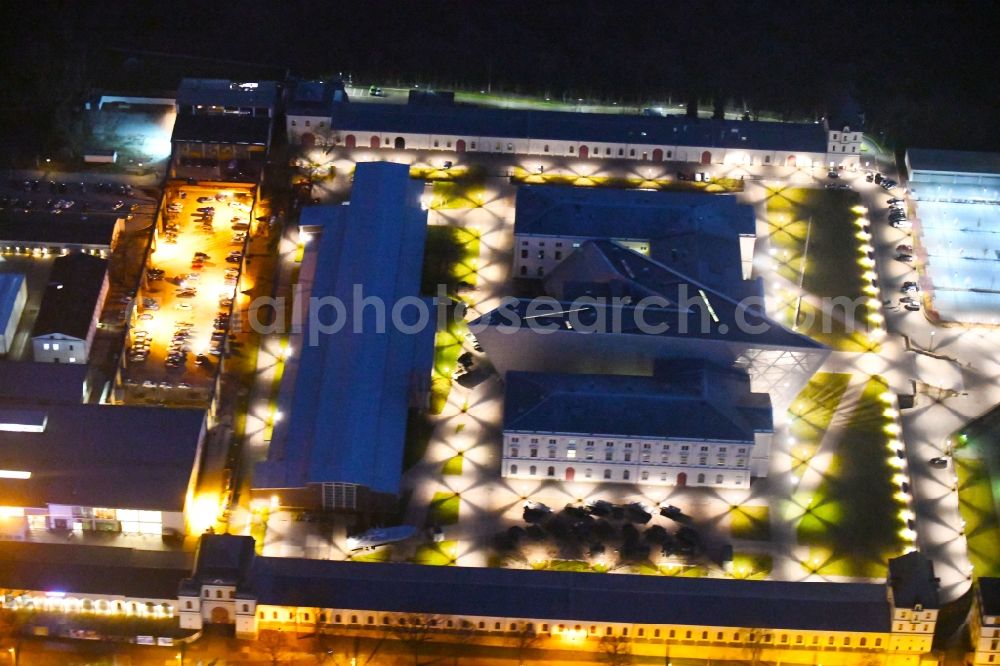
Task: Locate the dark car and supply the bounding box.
[929,457,948,468]
[895,253,914,263]
[904,302,921,312]
[901,281,919,293]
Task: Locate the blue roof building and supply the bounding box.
[512,185,758,294]
[0,272,26,356]
[253,162,434,511]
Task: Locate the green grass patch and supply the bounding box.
[431,179,487,209]
[413,540,458,566]
[350,547,392,563]
[429,314,468,415]
[427,492,461,526]
[732,553,773,580]
[422,225,481,296]
[796,375,904,578]
[510,168,743,193]
[442,453,464,476]
[954,454,1000,577]
[765,187,873,351]
[787,372,852,476]
[729,505,771,541]
[540,559,594,572]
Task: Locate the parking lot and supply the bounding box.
[119,183,255,404]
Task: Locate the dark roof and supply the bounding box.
[516,185,756,296]
[286,79,345,116]
[0,361,88,404]
[0,404,205,511]
[250,557,890,632]
[906,149,1000,177]
[254,163,434,494]
[31,253,107,340]
[177,79,278,109]
[504,361,772,441]
[187,534,255,587]
[888,552,939,609]
[330,101,828,153]
[0,214,119,247]
[477,241,820,350]
[0,272,25,328]
[0,541,190,600]
[981,578,1000,616]
[171,113,272,145]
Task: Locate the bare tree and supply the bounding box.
[389,614,441,666]
[505,623,541,666]
[741,628,773,666]
[258,629,293,666]
[599,634,632,666]
[304,623,387,666]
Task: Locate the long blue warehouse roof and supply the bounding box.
[250,556,891,633]
[330,101,828,153]
[255,162,433,494]
[0,272,25,330]
[504,361,772,441]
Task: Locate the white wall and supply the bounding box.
[32,334,87,364]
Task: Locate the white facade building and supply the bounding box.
[30,253,108,364]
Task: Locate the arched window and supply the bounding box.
[697,473,706,483]
[529,466,537,475]
[623,470,630,480]
[547,466,555,477]
[510,464,518,475]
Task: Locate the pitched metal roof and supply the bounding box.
[0,214,119,247]
[504,361,772,441]
[177,79,278,109]
[171,113,272,145]
[906,149,1000,177]
[330,101,828,153]
[0,361,88,405]
[0,272,25,330]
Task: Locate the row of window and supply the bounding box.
[289,119,326,128]
[510,437,746,453]
[509,447,746,467]
[508,465,732,485]
[256,610,887,649]
[41,342,75,351]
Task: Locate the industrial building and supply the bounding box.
[0,272,26,355]
[502,360,773,488]
[904,149,1000,324]
[253,162,434,513]
[30,252,109,364]
[473,239,828,413]
[171,78,279,182]
[0,403,207,539]
[1,533,944,665]
[512,185,757,287]
[0,361,91,404]
[288,96,871,169]
[0,214,122,255]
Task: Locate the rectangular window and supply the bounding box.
[603,469,611,479]
[43,343,50,350]
[52,343,60,350]
[605,451,613,461]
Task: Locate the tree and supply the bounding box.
[599,634,632,666]
[257,629,292,666]
[741,628,773,666]
[389,614,441,666]
[505,623,541,666]
[304,623,387,666]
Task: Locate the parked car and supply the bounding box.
[929,457,949,468]
[896,244,913,254]
[904,302,921,312]
[827,170,839,179]
[895,253,914,263]
[901,281,920,293]
[890,219,912,230]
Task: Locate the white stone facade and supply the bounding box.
[500,431,772,489]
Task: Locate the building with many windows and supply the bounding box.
[306,97,865,169]
[2,533,942,665]
[285,78,347,148]
[512,185,757,285]
[971,577,1000,665]
[30,252,108,364]
[502,360,772,488]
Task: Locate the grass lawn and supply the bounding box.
[431,179,487,209]
[422,225,481,296]
[429,315,468,415]
[658,563,708,577]
[350,547,392,563]
[787,372,852,476]
[765,187,873,351]
[534,559,594,572]
[796,375,904,578]
[954,453,1000,577]
[729,505,771,541]
[732,552,773,580]
[413,540,458,566]
[427,492,461,526]
[442,453,464,476]
[403,409,435,470]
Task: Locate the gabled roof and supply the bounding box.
[330,101,828,153]
[888,551,939,609]
[189,534,255,586]
[286,79,346,117]
[249,556,891,632]
[476,240,819,350]
[504,360,772,441]
[177,79,278,109]
[31,253,107,340]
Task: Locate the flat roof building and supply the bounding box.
[0,360,91,404]
[253,162,434,513]
[0,272,26,355]
[0,403,207,539]
[31,253,109,364]
[903,149,1000,323]
[0,214,121,255]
